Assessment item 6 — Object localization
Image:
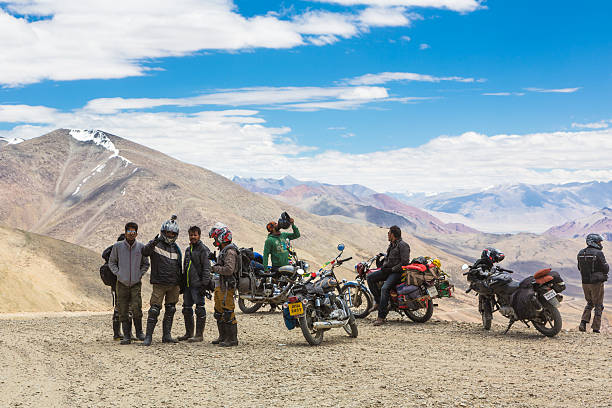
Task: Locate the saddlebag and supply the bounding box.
[548,270,566,294]
[511,277,541,320]
[396,283,421,299]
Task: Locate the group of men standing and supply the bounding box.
[106,217,241,347]
[104,214,303,347]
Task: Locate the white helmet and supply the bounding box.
[161,215,179,244]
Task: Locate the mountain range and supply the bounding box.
[545,207,612,241]
[233,176,478,234]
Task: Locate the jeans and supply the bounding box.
[183,287,206,309]
[367,268,403,319]
[250,260,265,272]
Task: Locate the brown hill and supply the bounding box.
[0,129,468,279]
[545,207,612,240]
[0,225,110,312]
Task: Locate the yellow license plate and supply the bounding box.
[288,302,304,316]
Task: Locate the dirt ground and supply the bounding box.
[1,306,611,408]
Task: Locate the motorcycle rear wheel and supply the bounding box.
[238,298,263,314]
[404,299,434,323]
[340,284,372,319]
[299,303,324,346]
[532,305,562,337]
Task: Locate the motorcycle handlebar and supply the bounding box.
[337,257,353,265]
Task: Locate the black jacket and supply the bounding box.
[183,240,212,289]
[142,238,183,286]
[382,239,411,273]
[577,246,609,284]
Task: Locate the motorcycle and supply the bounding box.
[236,241,310,313]
[282,244,358,346]
[462,261,566,337]
[342,254,453,322]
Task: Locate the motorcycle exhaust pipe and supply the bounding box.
[312,320,348,330]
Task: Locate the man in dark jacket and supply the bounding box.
[209,224,240,347]
[177,225,212,342]
[577,233,609,333]
[141,215,183,346]
[367,225,411,326]
[108,223,150,345]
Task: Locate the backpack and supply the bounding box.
[100,244,117,287]
[238,247,255,277]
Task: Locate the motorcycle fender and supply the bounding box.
[342,281,372,296]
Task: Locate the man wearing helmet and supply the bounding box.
[209,223,240,347]
[141,215,184,346]
[262,215,300,272]
[577,233,609,333]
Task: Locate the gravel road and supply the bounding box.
[1,310,610,408]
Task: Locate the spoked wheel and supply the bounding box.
[405,299,434,323]
[532,305,562,337]
[341,285,372,319]
[238,298,263,314]
[480,295,492,331]
[298,303,324,346]
[334,298,358,338]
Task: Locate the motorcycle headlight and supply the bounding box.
[303,262,309,272]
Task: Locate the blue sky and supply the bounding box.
[1,0,611,192]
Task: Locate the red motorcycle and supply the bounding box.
[342,254,453,323]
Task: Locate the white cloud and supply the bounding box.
[482,92,525,96]
[419,43,430,50]
[525,87,581,93]
[82,86,392,114]
[347,71,482,85]
[571,121,609,129]
[2,101,611,192]
[0,0,460,86]
[400,35,411,41]
[311,0,483,13]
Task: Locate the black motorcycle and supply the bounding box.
[282,244,358,346]
[463,257,566,337]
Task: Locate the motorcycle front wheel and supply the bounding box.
[340,284,372,319]
[404,299,434,323]
[480,295,492,331]
[532,304,562,337]
[238,298,263,314]
[298,303,324,346]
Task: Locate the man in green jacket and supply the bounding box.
[262,217,300,272]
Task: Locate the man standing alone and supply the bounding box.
[178,226,212,342]
[577,233,609,333]
[109,222,150,345]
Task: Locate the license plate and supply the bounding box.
[427,286,438,298]
[288,302,304,316]
[543,289,557,301]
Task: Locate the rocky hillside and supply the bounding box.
[0,129,468,274]
[0,225,109,312]
[545,207,612,241]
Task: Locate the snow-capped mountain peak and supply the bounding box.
[0,136,25,145]
[68,129,131,164]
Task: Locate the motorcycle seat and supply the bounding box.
[534,268,551,279]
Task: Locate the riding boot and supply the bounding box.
[141,306,160,347]
[133,318,145,341]
[120,320,132,345]
[112,310,121,340]
[188,315,206,343]
[161,305,178,344]
[219,323,238,347]
[212,320,225,345]
[579,320,587,332]
[178,310,194,341]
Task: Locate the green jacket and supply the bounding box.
[262,224,300,268]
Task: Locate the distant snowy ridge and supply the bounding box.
[68,129,132,196]
[0,136,25,145]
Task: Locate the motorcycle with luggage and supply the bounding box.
[342,254,453,322]
[282,244,358,346]
[236,243,310,313]
[463,248,566,337]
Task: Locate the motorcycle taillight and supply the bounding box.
[288,296,298,303]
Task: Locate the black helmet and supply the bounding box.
[586,233,604,250]
[481,247,505,264]
[277,211,291,230]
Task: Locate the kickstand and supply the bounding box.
[504,319,515,334]
[521,320,530,328]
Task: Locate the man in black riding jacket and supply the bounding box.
[577,233,609,333]
[367,225,411,326]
